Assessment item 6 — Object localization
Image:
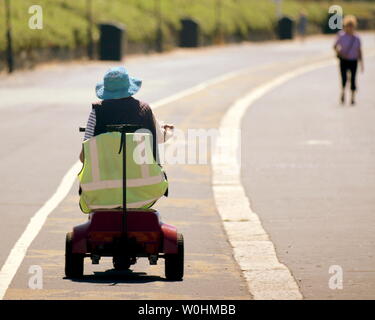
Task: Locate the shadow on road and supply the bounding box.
[63,269,170,285]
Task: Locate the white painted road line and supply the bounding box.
[0,161,82,299]
[212,59,340,300]
[152,68,252,109]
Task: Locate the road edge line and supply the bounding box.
[212,59,338,300]
[0,161,82,299]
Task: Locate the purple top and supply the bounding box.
[335,31,361,60]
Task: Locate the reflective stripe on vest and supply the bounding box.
[89,197,160,210]
[78,132,168,213]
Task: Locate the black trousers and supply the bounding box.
[339,58,358,91]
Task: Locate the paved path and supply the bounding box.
[1,33,374,299]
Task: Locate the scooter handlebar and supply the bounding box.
[79,124,146,133]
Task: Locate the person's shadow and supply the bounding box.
[64,268,168,285]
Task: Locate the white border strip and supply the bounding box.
[212,59,337,300]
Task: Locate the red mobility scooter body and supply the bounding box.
[72,209,178,256]
[65,125,184,280]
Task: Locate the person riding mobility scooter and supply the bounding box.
[65,67,184,280]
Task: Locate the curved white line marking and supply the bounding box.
[212,59,337,300]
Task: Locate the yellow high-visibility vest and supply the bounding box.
[78,131,168,213]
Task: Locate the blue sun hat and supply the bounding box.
[95,66,142,100]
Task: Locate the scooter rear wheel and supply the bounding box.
[65,232,84,278]
[165,233,184,281]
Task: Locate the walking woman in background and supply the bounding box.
[334,15,364,105]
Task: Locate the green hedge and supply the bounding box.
[0,0,374,53]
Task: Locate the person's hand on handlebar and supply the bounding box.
[162,124,174,131]
[161,124,174,143]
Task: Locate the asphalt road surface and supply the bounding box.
[1,33,374,299]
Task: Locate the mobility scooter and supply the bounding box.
[65,125,184,280]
